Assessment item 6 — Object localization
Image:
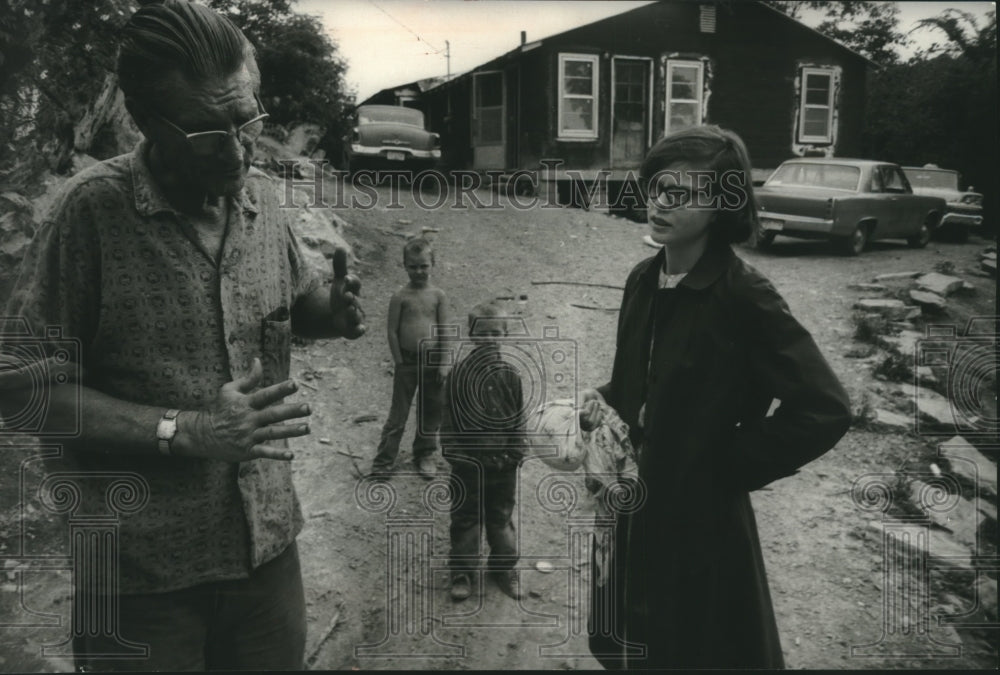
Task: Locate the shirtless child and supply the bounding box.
[371,237,448,479]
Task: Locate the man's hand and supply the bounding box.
[578,388,606,432]
[177,358,311,461]
[331,247,366,339]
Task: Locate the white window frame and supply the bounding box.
[664,59,704,136]
[798,67,835,144]
[558,53,599,140]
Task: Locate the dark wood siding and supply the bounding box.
[419,1,869,174]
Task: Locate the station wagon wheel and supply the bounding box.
[906,213,936,248]
[838,223,869,256]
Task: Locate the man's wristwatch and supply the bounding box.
[156,409,181,456]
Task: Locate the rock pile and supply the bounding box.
[979,247,996,277]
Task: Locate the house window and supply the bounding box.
[799,67,835,143]
[558,53,599,139]
[665,60,704,135]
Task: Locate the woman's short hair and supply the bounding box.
[117,0,255,106]
[639,125,759,244]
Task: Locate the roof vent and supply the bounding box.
[700,5,716,33]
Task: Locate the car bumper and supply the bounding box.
[940,211,983,227]
[350,145,441,161]
[758,212,836,236]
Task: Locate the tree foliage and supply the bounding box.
[764,1,910,65]
[0,0,354,187]
[911,8,997,66]
[865,10,997,230]
[207,0,355,157]
[0,0,134,181]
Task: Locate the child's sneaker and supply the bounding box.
[449,573,472,602]
[414,456,437,480]
[490,570,521,600]
[369,464,393,480]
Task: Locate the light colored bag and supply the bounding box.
[525,399,640,589]
[524,399,638,489]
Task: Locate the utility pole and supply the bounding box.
[445,40,450,80]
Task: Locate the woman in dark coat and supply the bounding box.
[580,126,851,669]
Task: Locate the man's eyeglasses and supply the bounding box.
[152,93,269,157]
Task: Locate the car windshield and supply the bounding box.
[766,163,861,191]
[902,169,958,191]
[357,106,425,127]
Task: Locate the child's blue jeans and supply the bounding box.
[373,351,443,469]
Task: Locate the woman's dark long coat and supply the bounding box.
[589,244,851,670]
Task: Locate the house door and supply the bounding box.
[611,58,649,168]
[472,71,505,169]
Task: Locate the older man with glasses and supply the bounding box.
[2,0,364,670]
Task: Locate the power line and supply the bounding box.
[366,0,446,55]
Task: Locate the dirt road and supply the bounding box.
[1,182,996,671]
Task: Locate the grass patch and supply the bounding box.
[873,352,914,382]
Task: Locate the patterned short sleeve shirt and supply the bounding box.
[4,141,322,593]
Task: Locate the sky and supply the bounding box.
[295,0,996,102]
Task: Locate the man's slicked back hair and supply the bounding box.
[117,0,254,106]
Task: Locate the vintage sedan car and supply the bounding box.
[902,164,983,241]
[342,104,441,173]
[754,159,946,255]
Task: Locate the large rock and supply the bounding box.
[847,283,889,293]
[977,577,998,621]
[873,271,921,282]
[287,185,355,281]
[0,192,33,215]
[872,408,911,430]
[981,259,997,277]
[908,480,983,550]
[909,289,947,311]
[0,209,35,300]
[939,436,997,497]
[867,520,972,571]
[897,383,955,428]
[854,299,920,321]
[73,73,141,159]
[916,273,964,297]
[284,124,325,157]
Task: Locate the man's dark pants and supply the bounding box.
[447,459,518,572]
[73,541,306,671]
[373,351,443,470]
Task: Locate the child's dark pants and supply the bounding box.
[448,461,518,572]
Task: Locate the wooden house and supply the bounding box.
[362,1,874,202]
